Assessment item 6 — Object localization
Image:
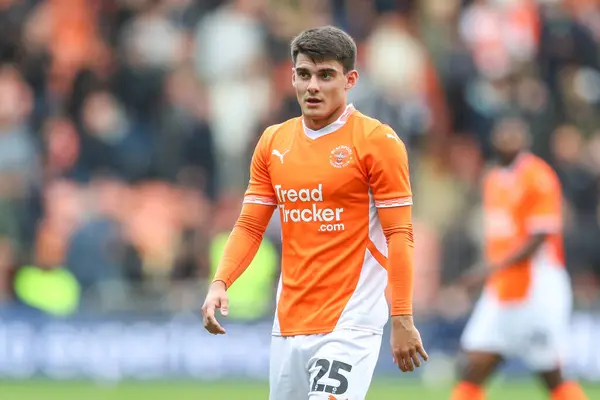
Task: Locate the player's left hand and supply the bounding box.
[390,315,428,372]
[458,266,489,290]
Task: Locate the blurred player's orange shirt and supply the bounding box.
[244,105,412,336]
[483,153,565,303]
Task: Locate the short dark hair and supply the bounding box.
[290,26,357,73]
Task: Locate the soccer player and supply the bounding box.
[202,26,428,399]
[451,117,588,400]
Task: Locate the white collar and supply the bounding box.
[302,104,356,140]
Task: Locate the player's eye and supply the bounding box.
[298,71,310,79]
[320,72,333,80]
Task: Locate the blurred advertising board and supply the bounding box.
[0,309,597,382]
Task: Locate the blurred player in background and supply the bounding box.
[451,117,588,400]
[202,26,427,399]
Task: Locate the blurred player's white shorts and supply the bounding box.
[269,329,382,400]
[461,263,573,371]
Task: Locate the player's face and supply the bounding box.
[492,118,529,165]
[292,53,358,127]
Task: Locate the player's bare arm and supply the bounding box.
[460,233,547,289]
[491,232,546,270]
[202,202,275,334]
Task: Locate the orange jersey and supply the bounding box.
[244,105,413,336]
[483,153,565,303]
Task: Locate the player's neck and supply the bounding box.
[303,104,348,131]
[497,151,526,168]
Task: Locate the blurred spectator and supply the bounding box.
[551,125,599,220]
[551,125,600,286]
[460,0,540,80]
[0,64,38,291]
[154,65,217,199]
[77,89,155,182]
[351,11,450,154]
[0,238,15,303]
[0,64,38,197]
[65,176,141,292]
[13,263,81,316]
[193,0,271,191]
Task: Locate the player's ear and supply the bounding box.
[291,68,296,87]
[345,70,359,91]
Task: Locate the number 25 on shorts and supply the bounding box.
[312,359,352,395]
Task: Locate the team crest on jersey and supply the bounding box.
[330,145,353,168]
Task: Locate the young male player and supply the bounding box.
[202,26,428,399]
[451,117,588,400]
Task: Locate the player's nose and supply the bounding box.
[307,76,320,92]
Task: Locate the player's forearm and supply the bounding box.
[494,233,546,270]
[378,206,415,315]
[212,203,275,288]
[387,229,415,315]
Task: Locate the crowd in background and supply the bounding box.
[0,0,599,318]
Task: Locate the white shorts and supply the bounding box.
[269,329,382,400]
[461,264,573,371]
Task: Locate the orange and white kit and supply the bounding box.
[461,153,572,371]
[213,105,415,399]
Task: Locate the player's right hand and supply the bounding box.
[202,281,229,335]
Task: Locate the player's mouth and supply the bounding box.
[305,97,323,107]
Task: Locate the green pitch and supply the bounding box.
[0,380,598,399]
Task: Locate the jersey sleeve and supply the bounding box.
[212,203,275,288]
[524,166,562,234]
[363,125,412,208]
[378,206,414,315]
[244,127,278,206]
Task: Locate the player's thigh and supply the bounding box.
[521,266,572,372]
[307,330,382,400]
[520,314,569,372]
[459,292,508,383]
[460,292,509,356]
[269,336,309,400]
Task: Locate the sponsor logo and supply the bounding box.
[275,184,345,232]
